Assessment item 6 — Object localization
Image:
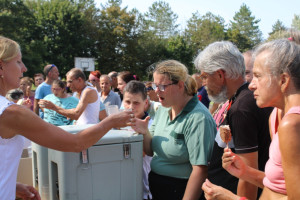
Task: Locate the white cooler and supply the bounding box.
[32,142,50,199]
[48,125,143,200]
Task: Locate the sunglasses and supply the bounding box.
[146,87,154,91]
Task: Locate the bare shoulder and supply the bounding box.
[0,104,37,138]
[82,87,97,96]
[81,87,98,102]
[0,104,26,121]
[278,114,300,154]
[278,114,300,134]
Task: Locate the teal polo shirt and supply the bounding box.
[149,95,216,179]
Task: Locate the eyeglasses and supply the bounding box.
[199,73,209,80]
[152,82,177,92]
[46,64,56,75]
[146,87,153,91]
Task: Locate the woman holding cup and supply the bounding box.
[0,36,134,199]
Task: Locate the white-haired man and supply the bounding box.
[194,41,272,200]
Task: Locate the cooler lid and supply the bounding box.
[58,125,143,145]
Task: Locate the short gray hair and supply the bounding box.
[100,74,112,82]
[254,39,300,90]
[194,41,245,79]
[67,68,86,81]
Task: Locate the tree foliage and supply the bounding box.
[0,0,45,76]
[267,30,290,42]
[143,1,179,39]
[96,0,141,75]
[267,20,288,42]
[166,35,194,72]
[185,11,225,52]
[26,0,98,75]
[1,0,282,80]
[229,3,262,48]
[226,28,251,52]
[269,19,286,35]
[292,14,300,30]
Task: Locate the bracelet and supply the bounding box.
[239,197,247,200]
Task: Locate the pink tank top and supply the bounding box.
[263,106,300,194]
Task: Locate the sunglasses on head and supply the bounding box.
[46,64,56,75]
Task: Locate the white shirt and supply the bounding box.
[76,86,101,125]
[0,95,24,200]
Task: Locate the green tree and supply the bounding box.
[226,28,252,52]
[0,0,45,76]
[291,14,300,30]
[267,30,290,42]
[26,0,98,76]
[96,0,141,75]
[269,19,286,35]
[185,11,226,52]
[229,3,262,48]
[143,1,179,39]
[267,19,288,42]
[166,35,194,73]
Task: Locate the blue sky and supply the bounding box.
[95,0,300,39]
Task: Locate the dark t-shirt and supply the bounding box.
[205,83,272,198]
[197,86,210,108]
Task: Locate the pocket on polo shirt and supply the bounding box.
[170,130,185,145]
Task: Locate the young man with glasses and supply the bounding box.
[34,64,59,118]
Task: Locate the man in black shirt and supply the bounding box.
[194,41,272,200]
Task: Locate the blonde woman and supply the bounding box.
[132,60,216,200]
[0,36,133,200]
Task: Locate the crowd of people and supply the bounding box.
[1,30,300,200]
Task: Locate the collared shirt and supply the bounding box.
[100,90,121,108]
[149,95,216,179]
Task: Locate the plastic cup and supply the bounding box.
[106,105,119,115]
